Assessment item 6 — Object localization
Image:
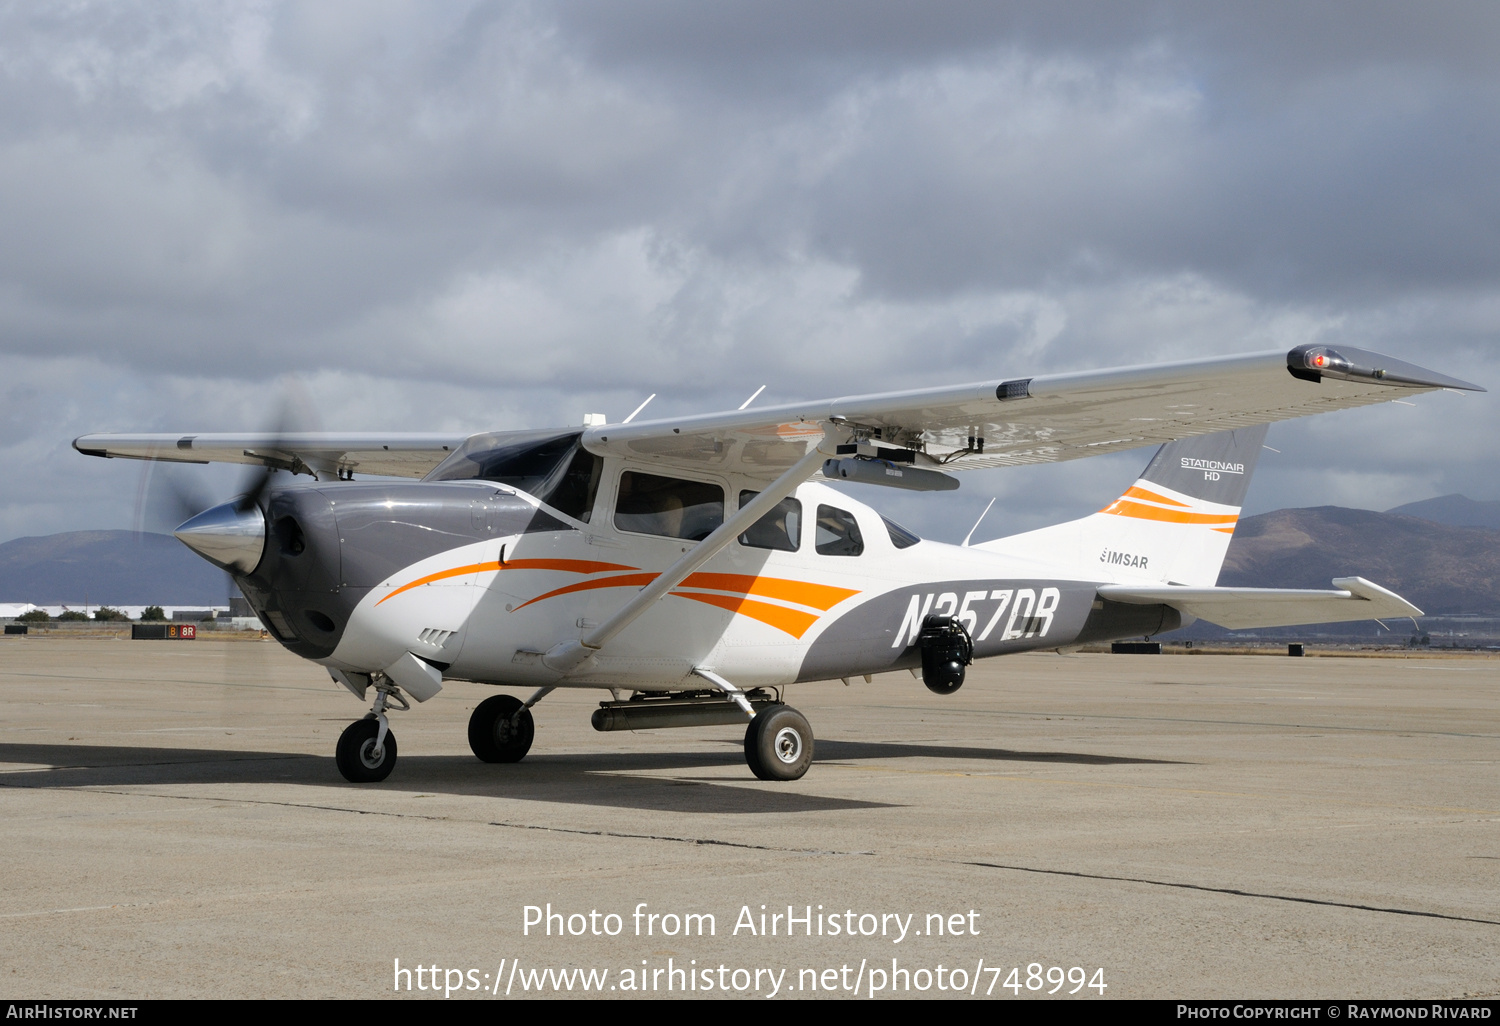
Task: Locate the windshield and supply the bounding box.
[425,430,602,522]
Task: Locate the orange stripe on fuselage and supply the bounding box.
[673,592,820,639]
[680,572,858,611]
[512,573,659,610]
[378,552,857,639]
[376,557,638,605]
[503,558,638,574]
[1100,499,1238,526]
[513,571,860,615]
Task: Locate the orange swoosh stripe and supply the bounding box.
[377,557,638,605]
[388,556,857,628]
[674,592,820,639]
[378,559,500,604]
[681,572,858,611]
[504,558,638,574]
[514,572,858,614]
[513,573,658,611]
[1101,500,1238,526]
[1212,526,1236,534]
[1121,485,1190,508]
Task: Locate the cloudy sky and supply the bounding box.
[3,1,1497,545]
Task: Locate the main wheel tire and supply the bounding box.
[468,695,535,763]
[743,705,813,781]
[336,718,397,783]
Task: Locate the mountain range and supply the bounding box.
[1385,494,1500,532]
[1219,506,1500,615]
[0,531,231,605]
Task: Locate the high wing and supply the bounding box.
[73,344,1480,484]
[72,432,467,480]
[1098,576,1422,630]
[583,344,1483,481]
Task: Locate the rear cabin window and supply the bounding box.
[882,515,921,549]
[815,504,864,556]
[614,472,724,541]
[737,491,801,552]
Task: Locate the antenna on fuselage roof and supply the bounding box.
[961,497,997,548]
[622,394,656,424]
[738,385,766,410]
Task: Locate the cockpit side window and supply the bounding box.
[547,447,603,523]
[815,504,864,556]
[737,491,801,552]
[614,472,724,541]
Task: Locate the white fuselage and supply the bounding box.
[324,479,1089,692]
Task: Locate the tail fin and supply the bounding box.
[975,425,1268,586]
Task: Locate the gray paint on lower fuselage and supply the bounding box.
[796,579,1184,682]
[796,578,1099,682]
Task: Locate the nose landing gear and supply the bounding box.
[336,718,398,782]
[335,677,408,783]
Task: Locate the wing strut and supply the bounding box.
[542,433,835,674]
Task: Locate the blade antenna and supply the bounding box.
[962,497,997,548]
[738,385,767,410]
[622,394,656,424]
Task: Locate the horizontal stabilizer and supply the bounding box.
[1096,576,1421,630]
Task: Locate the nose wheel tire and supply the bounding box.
[744,705,813,781]
[468,695,535,763]
[336,718,397,783]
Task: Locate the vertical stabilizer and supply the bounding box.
[1130,424,1268,510]
[976,425,1269,587]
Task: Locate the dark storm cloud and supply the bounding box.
[0,1,1496,542]
[552,1,1500,301]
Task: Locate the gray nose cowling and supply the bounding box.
[174,501,267,574]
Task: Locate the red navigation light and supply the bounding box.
[1312,353,1327,368]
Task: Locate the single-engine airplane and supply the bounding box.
[75,345,1481,783]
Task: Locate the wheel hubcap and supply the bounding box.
[773,726,802,763]
[360,739,385,768]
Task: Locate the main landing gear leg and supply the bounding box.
[336,676,409,783]
[693,667,814,782]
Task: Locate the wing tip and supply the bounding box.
[1286,344,1485,392]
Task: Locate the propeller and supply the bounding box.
[131,377,324,532]
[133,461,220,537]
[233,378,324,514]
